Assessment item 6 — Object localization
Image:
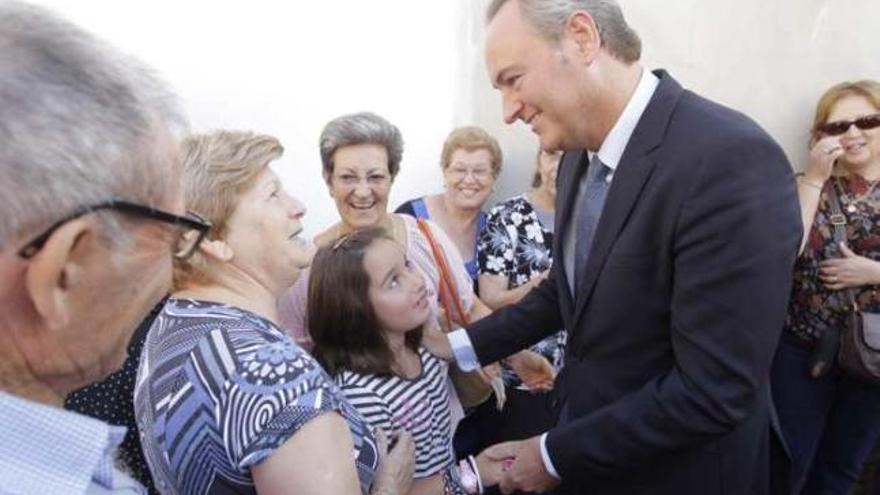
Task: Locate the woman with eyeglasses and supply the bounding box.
[392,127,557,438]
[134,130,415,495]
[771,80,880,495]
[395,126,501,288]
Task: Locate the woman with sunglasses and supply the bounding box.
[771,80,880,495]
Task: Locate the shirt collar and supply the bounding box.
[0,391,137,493]
[594,69,660,174]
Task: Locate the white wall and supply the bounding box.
[465,0,880,203]
[34,0,469,237]
[32,1,880,228]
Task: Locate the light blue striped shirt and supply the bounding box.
[0,391,144,494]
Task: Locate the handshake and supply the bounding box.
[373,433,558,495]
[469,436,561,494]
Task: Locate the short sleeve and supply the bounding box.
[277,267,313,350]
[477,203,516,278]
[197,331,343,470]
[238,385,340,470]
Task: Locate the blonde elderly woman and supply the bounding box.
[458,149,566,459]
[134,131,415,495]
[395,126,503,285]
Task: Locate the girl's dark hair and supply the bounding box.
[308,227,422,377]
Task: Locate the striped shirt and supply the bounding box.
[337,347,454,478]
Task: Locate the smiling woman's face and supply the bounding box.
[326,143,393,230]
[443,148,496,211]
[223,167,312,293]
[825,94,880,172]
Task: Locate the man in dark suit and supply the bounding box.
[436,1,802,494]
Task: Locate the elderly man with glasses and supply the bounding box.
[0,2,208,493]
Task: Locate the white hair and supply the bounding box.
[0,1,187,248]
[487,0,641,63]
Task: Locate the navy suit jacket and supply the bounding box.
[466,71,802,494]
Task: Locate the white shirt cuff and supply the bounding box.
[448,328,480,372]
[540,433,562,480]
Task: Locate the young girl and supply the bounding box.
[309,228,505,495]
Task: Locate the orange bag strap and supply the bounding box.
[416,219,469,328]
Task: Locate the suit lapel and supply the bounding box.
[571,70,684,325]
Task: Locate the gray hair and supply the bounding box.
[487,0,641,64]
[319,112,404,179]
[0,1,186,248]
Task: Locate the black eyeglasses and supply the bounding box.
[18,199,212,260]
[818,114,880,136]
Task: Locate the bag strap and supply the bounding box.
[825,182,860,311]
[416,218,470,328]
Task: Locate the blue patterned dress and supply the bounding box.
[134,298,378,494]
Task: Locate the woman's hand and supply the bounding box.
[371,430,415,495]
[505,350,555,392]
[820,242,880,290]
[805,136,844,183]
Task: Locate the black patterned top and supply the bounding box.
[785,174,880,343]
[65,300,163,494]
[477,194,566,388]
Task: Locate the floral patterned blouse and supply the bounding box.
[477,194,566,388]
[785,174,880,344]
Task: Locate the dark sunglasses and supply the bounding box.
[18,199,211,260]
[817,114,880,136]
